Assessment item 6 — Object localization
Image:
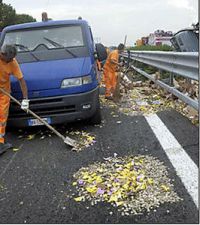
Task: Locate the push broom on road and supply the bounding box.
[0,87,78,149]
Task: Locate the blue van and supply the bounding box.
[0,19,102,127]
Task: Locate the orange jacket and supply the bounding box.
[103,50,119,73]
[0,58,23,93]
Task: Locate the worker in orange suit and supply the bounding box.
[101,47,110,86]
[0,45,29,155]
[103,43,124,100]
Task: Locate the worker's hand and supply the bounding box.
[118,62,124,67]
[21,99,30,112]
[115,67,120,72]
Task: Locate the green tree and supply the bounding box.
[0,1,36,31]
[15,14,36,25]
[0,2,16,30]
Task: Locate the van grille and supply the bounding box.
[9,98,76,119]
[30,98,63,105]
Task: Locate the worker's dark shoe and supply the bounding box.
[4,142,13,149]
[0,142,12,155]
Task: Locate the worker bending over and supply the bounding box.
[0,45,29,155]
[103,43,124,100]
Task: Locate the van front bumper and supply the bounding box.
[8,87,100,127]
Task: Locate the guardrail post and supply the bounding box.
[169,72,174,86]
[127,50,130,67]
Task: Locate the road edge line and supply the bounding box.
[145,113,198,208]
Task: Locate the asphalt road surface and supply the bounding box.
[0,104,198,223]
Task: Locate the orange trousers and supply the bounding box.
[103,69,117,97]
[0,94,10,143]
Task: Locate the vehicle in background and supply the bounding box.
[0,18,105,127]
[170,22,199,52]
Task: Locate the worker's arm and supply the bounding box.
[110,52,122,66]
[18,78,29,111]
[110,59,123,68]
[11,59,28,99]
[110,59,118,65]
[18,78,28,99]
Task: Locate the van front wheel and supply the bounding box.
[89,104,102,125]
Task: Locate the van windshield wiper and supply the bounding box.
[43,37,77,58]
[14,44,40,61]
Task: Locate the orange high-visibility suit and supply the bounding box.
[0,58,23,143]
[101,48,110,85]
[103,50,119,97]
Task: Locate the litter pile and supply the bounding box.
[66,130,96,152]
[72,155,181,215]
[119,86,185,115]
[100,78,198,125]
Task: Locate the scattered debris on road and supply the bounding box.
[0,183,7,192]
[16,128,96,152]
[71,154,182,216]
[100,77,199,126]
[26,134,36,140]
[12,148,20,152]
[66,130,96,152]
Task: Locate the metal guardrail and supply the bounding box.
[122,51,199,110]
[122,51,199,80]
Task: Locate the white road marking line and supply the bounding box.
[145,114,198,208]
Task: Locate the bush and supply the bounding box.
[128,44,174,51]
[127,45,174,79]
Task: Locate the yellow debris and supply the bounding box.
[74,196,84,202]
[27,134,36,140]
[71,155,181,215]
[160,184,170,192]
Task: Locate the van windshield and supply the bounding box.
[2,25,89,63]
[4,26,84,50]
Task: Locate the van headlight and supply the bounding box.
[82,75,92,84]
[61,75,92,88]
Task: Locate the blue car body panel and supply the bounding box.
[10,56,98,98]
